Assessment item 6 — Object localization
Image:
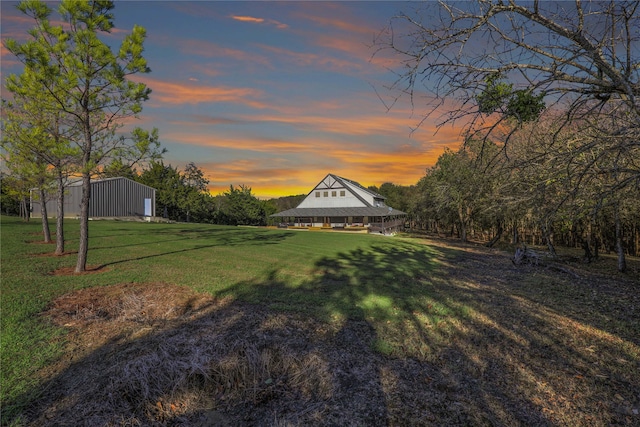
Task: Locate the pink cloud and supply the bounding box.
[258,44,365,73]
[295,12,374,37]
[176,38,272,68]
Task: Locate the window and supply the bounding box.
[331,191,337,197]
[340,190,345,196]
[323,191,328,197]
[315,191,320,197]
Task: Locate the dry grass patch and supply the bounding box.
[26,284,355,426]
[8,234,640,426]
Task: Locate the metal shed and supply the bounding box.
[31,177,156,219]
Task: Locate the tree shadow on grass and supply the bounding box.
[93,229,295,269]
[91,226,293,251]
[222,240,638,425]
[7,239,639,426]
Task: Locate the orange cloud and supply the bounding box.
[131,76,267,108]
[200,155,429,199]
[232,108,425,138]
[163,133,309,153]
[232,15,265,24]
[231,14,288,29]
[185,159,310,197]
[162,127,457,198]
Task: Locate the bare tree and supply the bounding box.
[377,1,638,117]
[375,1,639,161]
[375,0,640,271]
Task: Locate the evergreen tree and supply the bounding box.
[5,0,162,271]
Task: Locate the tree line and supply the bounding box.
[0,160,286,227]
[370,0,640,272]
[3,1,638,273]
[369,128,640,271]
[112,160,277,226]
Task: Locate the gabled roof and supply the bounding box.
[304,174,385,206]
[296,173,388,210]
[332,175,386,201]
[271,173,406,218]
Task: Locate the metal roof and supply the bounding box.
[331,174,386,201]
[65,176,157,191]
[271,206,406,218]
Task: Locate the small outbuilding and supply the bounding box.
[31,177,156,219]
[271,173,406,234]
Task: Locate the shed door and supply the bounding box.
[144,198,152,216]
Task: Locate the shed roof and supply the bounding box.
[65,176,156,192]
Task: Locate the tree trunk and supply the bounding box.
[615,207,627,273]
[76,110,92,273]
[39,188,51,243]
[581,240,593,263]
[458,206,467,242]
[542,222,556,255]
[486,223,504,248]
[55,172,65,255]
[75,172,91,273]
[460,223,467,241]
[634,220,639,257]
[20,196,29,221]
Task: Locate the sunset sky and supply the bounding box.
[1,1,465,198]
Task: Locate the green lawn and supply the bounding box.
[2,216,638,426]
[0,216,445,411]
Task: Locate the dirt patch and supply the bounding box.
[15,241,640,426]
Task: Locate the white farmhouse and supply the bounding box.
[271,174,406,233]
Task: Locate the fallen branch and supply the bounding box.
[512,245,547,266]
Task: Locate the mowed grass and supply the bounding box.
[0,216,443,410]
[2,216,639,425]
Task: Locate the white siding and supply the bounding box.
[297,188,366,208]
[293,174,386,209]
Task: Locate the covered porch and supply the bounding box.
[272,207,406,234]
